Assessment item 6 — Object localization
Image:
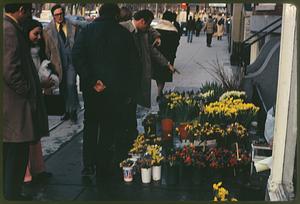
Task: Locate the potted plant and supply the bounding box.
[119,158,135,182]
[142,113,158,136]
[147,145,164,181]
[137,154,152,184]
[164,148,182,185]
[129,134,146,160]
[213,181,238,201]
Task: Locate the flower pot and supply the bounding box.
[179,165,193,185]
[178,123,188,140]
[141,168,151,184]
[122,167,133,182]
[152,165,161,181]
[192,168,204,185]
[161,118,173,141]
[165,165,179,185]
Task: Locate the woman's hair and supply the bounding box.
[119,7,132,22]
[23,18,47,60]
[162,11,173,22]
[133,10,154,25]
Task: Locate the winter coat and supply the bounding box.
[152,19,180,82]
[72,16,140,101]
[43,18,78,82]
[120,20,169,108]
[3,15,49,142]
[204,18,215,34]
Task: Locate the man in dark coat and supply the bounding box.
[4,3,49,200]
[72,3,139,180]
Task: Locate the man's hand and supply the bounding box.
[152,37,161,47]
[41,77,55,89]
[168,63,175,73]
[93,80,106,92]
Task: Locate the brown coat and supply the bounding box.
[3,16,49,143]
[120,21,169,108]
[43,19,79,82]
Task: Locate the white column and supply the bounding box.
[267,4,297,201]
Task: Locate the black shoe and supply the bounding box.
[61,112,70,121]
[81,166,95,177]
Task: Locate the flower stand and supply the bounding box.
[152,165,161,181]
[122,166,133,182]
[141,168,151,184]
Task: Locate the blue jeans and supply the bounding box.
[187,30,193,43]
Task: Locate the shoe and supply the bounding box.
[81,166,95,177]
[61,112,70,121]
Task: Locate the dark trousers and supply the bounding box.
[115,101,138,162]
[195,29,200,36]
[3,142,30,200]
[206,33,213,46]
[82,89,123,178]
[82,90,98,168]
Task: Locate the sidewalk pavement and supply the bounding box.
[24,34,256,201]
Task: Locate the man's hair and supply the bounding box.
[98,3,120,18]
[119,7,132,22]
[51,4,65,16]
[5,3,32,13]
[133,10,154,25]
[162,11,173,22]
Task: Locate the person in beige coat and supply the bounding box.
[3,4,48,200]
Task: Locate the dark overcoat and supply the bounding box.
[120,20,169,108]
[152,20,180,82]
[3,16,49,142]
[72,16,139,100]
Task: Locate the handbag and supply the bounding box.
[43,94,65,116]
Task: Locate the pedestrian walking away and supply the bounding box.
[3,3,49,200]
[43,4,80,123]
[203,15,215,47]
[186,16,195,43]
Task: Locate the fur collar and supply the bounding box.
[153,19,178,32]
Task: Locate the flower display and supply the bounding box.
[205,148,238,169]
[137,154,153,169]
[213,182,238,201]
[219,91,246,102]
[177,144,206,168]
[201,97,259,127]
[119,158,135,168]
[129,134,146,155]
[142,113,157,135]
[146,145,164,166]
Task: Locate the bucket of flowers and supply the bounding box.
[213,181,238,201]
[119,158,135,182]
[147,145,164,181]
[137,153,153,184]
[164,148,182,185]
